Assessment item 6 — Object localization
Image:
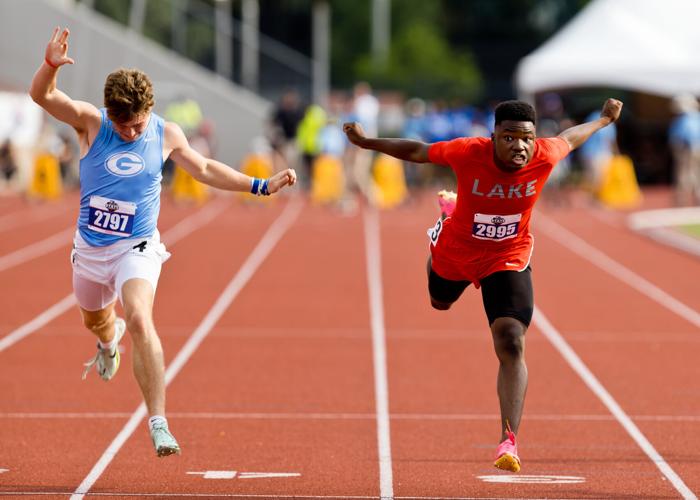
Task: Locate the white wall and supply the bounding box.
[0,0,271,165]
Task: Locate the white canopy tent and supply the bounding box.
[515,0,700,100]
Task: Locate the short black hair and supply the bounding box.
[494,100,536,125]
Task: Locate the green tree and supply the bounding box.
[332,0,481,100]
[88,0,129,25]
[355,20,481,101]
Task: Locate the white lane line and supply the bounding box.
[70,197,303,500]
[0,226,74,273]
[363,207,394,500]
[0,294,76,353]
[535,213,700,329]
[534,307,697,500]
[0,199,232,353]
[160,197,230,246]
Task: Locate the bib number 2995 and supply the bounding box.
[472,213,521,241]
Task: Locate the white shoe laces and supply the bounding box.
[81,345,114,380]
[82,319,124,380]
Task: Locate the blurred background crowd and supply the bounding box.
[1,0,699,211]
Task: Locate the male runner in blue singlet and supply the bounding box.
[30,27,297,457]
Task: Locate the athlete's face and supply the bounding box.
[112,114,150,142]
[492,120,536,171]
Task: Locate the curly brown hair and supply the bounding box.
[103,68,155,123]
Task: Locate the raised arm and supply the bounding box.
[558,98,623,151]
[165,122,296,194]
[343,122,431,163]
[29,27,100,136]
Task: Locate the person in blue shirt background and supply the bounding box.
[669,94,700,206]
[578,109,619,194]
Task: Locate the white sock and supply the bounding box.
[149,415,168,431]
[98,322,120,351]
[98,337,117,351]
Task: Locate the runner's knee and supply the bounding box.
[81,309,114,332]
[124,309,153,338]
[491,318,526,361]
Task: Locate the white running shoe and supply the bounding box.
[151,423,181,457]
[82,317,126,381]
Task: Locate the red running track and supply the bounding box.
[0,189,698,499]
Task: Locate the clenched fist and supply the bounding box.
[343,122,367,146]
[601,98,623,123]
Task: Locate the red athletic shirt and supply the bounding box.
[428,136,571,247]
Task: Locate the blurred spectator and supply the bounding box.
[163,97,204,185]
[539,116,574,206]
[269,89,304,172]
[0,92,43,192]
[424,101,452,143]
[312,116,347,209]
[296,104,327,188]
[448,100,473,139]
[352,82,379,137]
[57,131,79,187]
[350,82,379,201]
[668,93,700,206]
[402,98,427,188]
[578,109,619,193]
[0,139,16,190]
[189,119,216,158]
[403,98,426,141]
[318,117,346,158]
[538,92,566,123]
[164,97,203,135]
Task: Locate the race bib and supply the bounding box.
[472,213,521,241]
[427,216,444,246]
[87,196,136,237]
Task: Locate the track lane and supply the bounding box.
[534,203,700,496]
[86,201,382,498]
[2,190,698,498]
[378,195,689,498]
[0,194,213,334]
[0,196,287,495]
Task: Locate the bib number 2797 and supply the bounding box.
[88,196,136,237]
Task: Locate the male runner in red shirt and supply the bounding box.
[343,98,622,472]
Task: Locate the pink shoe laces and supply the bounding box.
[495,421,518,459]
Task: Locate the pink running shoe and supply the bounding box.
[494,423,521,473]
[437,190,457,219]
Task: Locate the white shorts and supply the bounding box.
[71,229,171,311]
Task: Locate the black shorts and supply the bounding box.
[428,265,534,327]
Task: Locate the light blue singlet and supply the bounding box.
[77,108,165,247]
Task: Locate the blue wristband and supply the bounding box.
[261,179,269,196]
[251,177,260,195]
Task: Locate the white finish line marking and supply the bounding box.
[477,474,585,484]
[188,471,237,479]
[187,471,301,480]
[239,472,301,479]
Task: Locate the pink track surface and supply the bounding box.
[0,189,697,499]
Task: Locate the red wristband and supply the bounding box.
[44,57,59,69]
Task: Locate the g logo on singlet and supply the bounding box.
[105,152,145,177]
